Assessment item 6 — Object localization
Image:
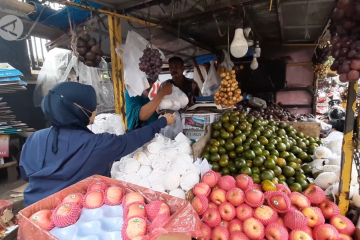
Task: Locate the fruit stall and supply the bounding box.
[3,0,360,240]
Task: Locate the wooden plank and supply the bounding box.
[0,161,17,170]
[285,122,321,138]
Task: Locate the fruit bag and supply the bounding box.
[18,175,202,240]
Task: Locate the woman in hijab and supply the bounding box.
[20,82,175,206]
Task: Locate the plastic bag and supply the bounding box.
[33,49,74,106]
[116,30,165,97]
[219,50,234,70]
[34,50,115,113]
[193,65,206,91]
[88,113,125,135]
[201,61,221,96]
[157,86,189,111]
[161,112,183,139]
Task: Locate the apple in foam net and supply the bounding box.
[201,171,218,188]
[319,200,341,219]
[245,189,264,207]
[275,217,286,228]
[230,231,250,240]
[254,205,278,226]
[236,203,254,221]
[330,214,356,235]
[62,193,83,205]
[218,176,236,191]
[199,223,212,240]
[127,202,146,218]
[193,183,211,197]
[191,195,209,216]
[220,220,230,229]
[301,206,325,228]
[289,230,313,240]
[212,226,230,240]
[105,186,123,204]
[228,219,242,234]
[243,217,265,240]
[202,208,221,228]
[265,223,288,240]
[303,185,326,204]
[236,174,253,191]
[304,226,313,238]
[340,233,353,240]
[210,189,226,205]
[313,224,339,240]
[208,202,218,210]
[226,188,244,206]
[30,210,53,230]
[218,202,236,221]
[289,192,310,209]
[124,192,145,206]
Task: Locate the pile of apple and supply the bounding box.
[29,180,172,240]
[192,171,355,240]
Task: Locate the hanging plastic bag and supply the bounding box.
[33,49,74,106]
[116,30,165,97]
[158,86,189,111]
[161,112,183,139]
[219,50,234,71]
[193,65,206,91]
[202,61,221,96]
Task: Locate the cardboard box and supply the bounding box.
[182,112,221,130]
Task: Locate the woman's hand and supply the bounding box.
[164,113,176,125]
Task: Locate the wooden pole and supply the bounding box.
[108,15,127,128]
[192,58,205,83]
[0,0,35,13]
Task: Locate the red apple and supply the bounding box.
[202,208,221,228]
[289,192,310,209]
[319,200,340,219]
[62,193,83,206]
[265,223,288,240]
[210,188,226,205]
[83,190,104,209]
[199,223,212,240]
[245,189,264,207]
[243,217,265,240]
[252,184,262,191]
[192,195,209,215]
[30,210,54,231]
[313,224,340,240]
[330,215,355,235]
[105,186,123,205]
[304,226,313,238]
[158,202,170,216]
[212,226,230,240]
[230,231,250,240]
[236,203,254,221]
[254,205,278,226]
[229,219,242,234]
[284,210,308,230]
[303,185,326,204]
[208,202,218,210]
[193,183,211,197]
[124,192,145,206]
[220,220,230,229]
[339,233,353,240]
[126,202,146,218]
[236,174,253,191]
[218,202,236,221]
[275,184,291,196]
[265,191,291,213]
[275,217,286,228]
[218,176,236,191]
[226,188,245,206]
[301,206,325,228]
[289,230,313,240]
[52,202,81,228]
[201,171,219,187]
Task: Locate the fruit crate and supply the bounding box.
[17,175,202,240]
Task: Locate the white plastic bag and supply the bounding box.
[88,113,125,135]
[150,85,189,111]
[201,61,221,96]
[219,50,234,71]
[116,30,165,97]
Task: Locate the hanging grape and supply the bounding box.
[139,47,163,80]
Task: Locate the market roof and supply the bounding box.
[0,0,336,59]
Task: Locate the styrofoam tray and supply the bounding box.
[50,205,124,240]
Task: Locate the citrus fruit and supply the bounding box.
[289,183,302,193]
[260,171,274,181]
[282,166,295,177]
[261,180,277,191]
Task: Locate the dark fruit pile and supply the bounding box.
[237,102,315,122]
[139,47,163,80]
[75,32,103,67]
[313,45,332,65]
[201,111,322,193]
[329,0,360,82]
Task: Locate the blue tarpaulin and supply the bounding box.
[27,1,102,31]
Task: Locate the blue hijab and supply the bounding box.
[41,82,97,153]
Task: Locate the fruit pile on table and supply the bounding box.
[201,111,321,193]
[192,171,355,240]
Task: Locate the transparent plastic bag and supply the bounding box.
[219,50,234,70]
[88,113,125,135]
[33,49,74,106]
[157,86,189,111]
[201,61,221,96]
[116,30,165,97]
[161,112,183,139]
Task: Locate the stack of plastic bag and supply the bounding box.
[110,132,200,199]
[88,113,126,135]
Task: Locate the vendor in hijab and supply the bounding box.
[19,82,175,206]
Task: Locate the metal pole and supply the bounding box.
[108,15,127,129]
[338,81,358,215]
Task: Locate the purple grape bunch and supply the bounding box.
[139,47,163,80]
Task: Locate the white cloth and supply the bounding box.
[152,157,168,171]
[180,171,200,191]
[162,171,181,191]
[147,142,167,154]
[138,165,152,179]
[124,159,141,174]
[169,188,186,199]
[133,152,151,166]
